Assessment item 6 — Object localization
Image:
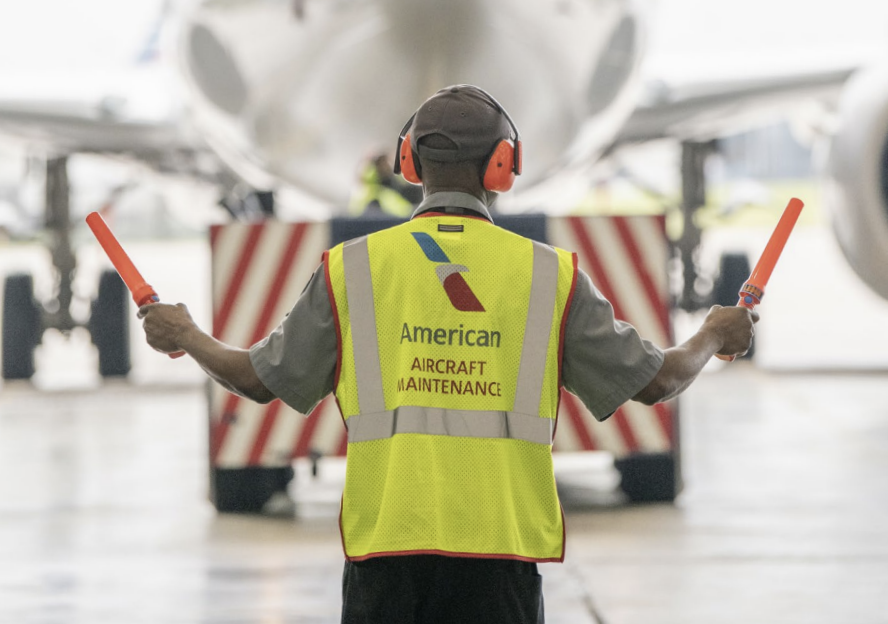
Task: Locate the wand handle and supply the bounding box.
[85,212,185,359]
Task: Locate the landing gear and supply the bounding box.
[676,140,715,312]
[0,156,132,381]
[1,274,42,380]
[89,270,131,377]
[713,252,751,307]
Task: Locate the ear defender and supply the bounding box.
[394,87,522,190]
[397,133,422,184]
[482,139,522,192]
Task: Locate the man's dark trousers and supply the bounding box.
[342,554,545,623]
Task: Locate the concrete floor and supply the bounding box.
[2,364,887,623]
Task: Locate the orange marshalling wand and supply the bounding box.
[85,211,184,358]
[717,197,804,362]
[86,212,159,307]
[736,197,804,310]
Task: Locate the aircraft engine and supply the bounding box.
[176,0,645,212]
[823,64,888,301]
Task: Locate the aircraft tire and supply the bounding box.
[713,252,751,307]
[2,273,42,380]
[89,270,131,378]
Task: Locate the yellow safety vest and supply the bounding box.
[348,163,415,218]
[324,211,577,562]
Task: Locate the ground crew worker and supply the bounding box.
[349,150,423,217]
[139,85,757,624]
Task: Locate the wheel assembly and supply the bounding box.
[88,269,131,377]
[2,273,43,380]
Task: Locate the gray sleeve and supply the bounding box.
[249,264,337,414]
[561,268,665,421]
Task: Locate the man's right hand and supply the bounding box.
[138,302,275,403]
[633,304,762,405]
[701,305,760,358]
[138,302,197,354]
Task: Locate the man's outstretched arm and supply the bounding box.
[138,303,276,404]
[633,305,759,405]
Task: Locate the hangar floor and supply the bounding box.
[2,364,887,623]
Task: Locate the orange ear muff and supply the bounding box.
[482,139,516,192]
[399,133,422,184]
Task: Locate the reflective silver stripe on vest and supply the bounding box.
[342,237,386,414]
[347,406,554,445]
[513,241,560,415]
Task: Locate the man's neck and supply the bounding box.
[422,184,496,207]
[412,191,494,222]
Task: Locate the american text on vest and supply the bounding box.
[400,323,501,348]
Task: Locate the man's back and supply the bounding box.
[326,211,575,563]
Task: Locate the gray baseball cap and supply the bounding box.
[408,85,514,163]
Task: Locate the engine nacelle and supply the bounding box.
[176,0,644,211]
[824,64,888,301]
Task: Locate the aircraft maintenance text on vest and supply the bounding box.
[324,213,577,562]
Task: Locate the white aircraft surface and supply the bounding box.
[2,0,888,380]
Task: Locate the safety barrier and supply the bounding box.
[208,216,675,475]
[548,216,675,456]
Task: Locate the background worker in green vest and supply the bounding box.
[349,150,423,217]
[139,85,758,624]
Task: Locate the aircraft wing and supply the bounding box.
[0,94,216,180]
[613,67,855,145]
[0,102,184,155]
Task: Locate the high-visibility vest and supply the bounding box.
[348,163,415,217]
[324,212,577,562]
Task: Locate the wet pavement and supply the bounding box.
[2,364,887,623]
[3,222,888,622]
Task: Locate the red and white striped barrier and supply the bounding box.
[208,216,675,468]
[548,216,675,456]
[209,221,343,468]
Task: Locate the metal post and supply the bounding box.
[44,156,77,332]
[677,141,712,312]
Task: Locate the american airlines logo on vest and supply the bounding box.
[411,233,485,312]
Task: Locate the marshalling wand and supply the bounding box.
[716,197,804,362]
[85,212,185,359]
